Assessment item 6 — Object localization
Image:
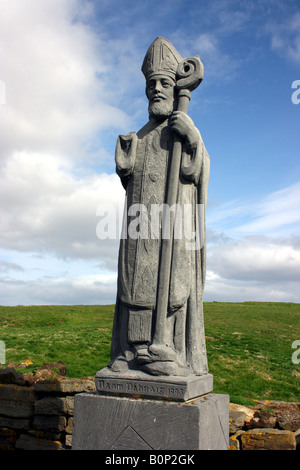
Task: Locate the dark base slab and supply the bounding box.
[72,392,229,450]
[95,368,213,402]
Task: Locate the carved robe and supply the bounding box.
[110,116,210,375]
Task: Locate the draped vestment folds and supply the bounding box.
[110,117,210,375]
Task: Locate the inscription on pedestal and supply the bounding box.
[96,378,185,400]
[95,372,213,402]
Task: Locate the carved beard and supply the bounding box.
[148,99,174,120]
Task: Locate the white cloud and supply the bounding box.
[234,182,300,235]
[0,0,130,163]
[207,181,300,238]
[0,0,133,272]
[0,273,117,306]
[170,31,242,86]
[204,275,299,303]
[0,150,123,262]
[208,236,300,283]
[206,181,300,302]
[0,0,299,306]
[0,260,24,273]
[0,0,134,306]
[267,11,300,64]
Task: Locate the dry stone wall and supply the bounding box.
[0,368,299,450]
[0,368,95,450]
[229,402,299,450]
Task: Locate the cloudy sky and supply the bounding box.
[0,0,299,306]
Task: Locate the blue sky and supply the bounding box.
[0,0,299,305]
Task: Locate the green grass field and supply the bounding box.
[0,302,299,405]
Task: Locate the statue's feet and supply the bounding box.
[140,343,179,376]
[135,347,152,364]
[108,345,180,376]
[142,360,178,376]
[108,355,130,373]
[148,343,177,362]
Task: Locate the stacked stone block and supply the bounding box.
[0,370,96,450]
[229,402,299,450]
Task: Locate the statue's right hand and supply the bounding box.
[119,132,136,153]
[169,111,199,146]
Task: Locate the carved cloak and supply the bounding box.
[110,116,210,375]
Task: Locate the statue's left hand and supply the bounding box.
[169,111,199,147]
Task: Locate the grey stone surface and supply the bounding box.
[277,412,300,432]
[95,368,213,401]
[33,414,66,433]
[33,377,95,394]
[72,392,229,450]
[0,415,31,430]
[34,396,67,415]
[97,37,210,379]
[0,383,37,401]
[0,399,34,418]
[15,433,63,451]
[0,368,26,385]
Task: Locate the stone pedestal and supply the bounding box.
[72,392,229,450]
[95,369,214,402]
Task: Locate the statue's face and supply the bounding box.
[146,74,176,120]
